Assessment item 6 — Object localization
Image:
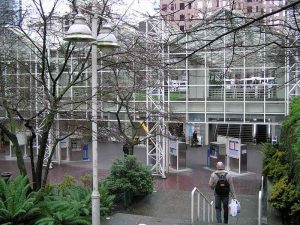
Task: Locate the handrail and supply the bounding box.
[191,187,214,224]
[258,176,264,225]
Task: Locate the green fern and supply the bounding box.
[36,185,92,225]
[99,182,115,217]
[0,175,41,225]
[35,210,91,225]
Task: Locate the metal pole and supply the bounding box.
[91,5,100,225]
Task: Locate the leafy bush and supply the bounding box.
[0,174,115,224]
[269,176,300,223]
[261,97,300,223]
[105,155,154,195]
[38,175,115,221]
[80,174,93,188]
[0,176,42,225]
[58,175,76,190]
[261,143,277,164]
[269,176,298,212]
[99,182,115,217]
[261,144,289,182]
[36,185,92,225]
[281,96,300,190]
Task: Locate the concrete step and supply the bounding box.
[108,191,262,225]
[102,213,247,225]
[101,213,191,225]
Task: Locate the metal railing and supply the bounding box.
[208,86,278,100]
[191,187,214,224]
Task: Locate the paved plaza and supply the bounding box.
[0,143,282,224]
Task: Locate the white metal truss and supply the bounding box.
[144,18,169,178]
[288,63,300,95]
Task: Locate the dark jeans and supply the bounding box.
[215,194,229,224]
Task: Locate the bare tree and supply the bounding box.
[0,0,124,190]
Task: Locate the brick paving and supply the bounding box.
[0,143,261,195]
[0,143,273,225]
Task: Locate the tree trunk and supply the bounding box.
[13,136,27,176]
[0,124,27,176]
[34,112,55,191]
[28,134,37,187]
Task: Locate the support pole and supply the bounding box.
[91,6,100,225]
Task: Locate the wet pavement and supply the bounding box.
[0,143,281,225]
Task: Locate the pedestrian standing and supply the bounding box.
[192,130,198,147]
[209,162,236,224]
[123,141,129,156]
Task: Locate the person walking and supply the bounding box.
[191,130,198,147]
[209,161,236,224]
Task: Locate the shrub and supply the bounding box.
[269,176,300,223]
[105,155,154,195]
[269,176,298,212]
[80,174,93,188]
[0,176,42,225]
[261,143,288,183]
[261,143,277,164]
[262,97,300,223]
[40,175,115,219]
[99,182,115,217]
[58,175,76,190]
[37,185,92,225]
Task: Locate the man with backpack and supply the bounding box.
[209,161,236,224]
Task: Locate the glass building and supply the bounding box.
[0,8,298,176]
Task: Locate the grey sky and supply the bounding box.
[23,0,157,20]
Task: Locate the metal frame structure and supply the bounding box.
[142,19,169,178]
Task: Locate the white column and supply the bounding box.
[205,123,209,145]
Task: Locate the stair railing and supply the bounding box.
[191,187,214,224]
[258,176,264,225]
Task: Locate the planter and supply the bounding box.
[114,191,133,209]
[132,192,149,203]
[1,172,12,181]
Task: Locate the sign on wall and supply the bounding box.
[169,138,177,156]
[60,139,67,149]
[227,138,240,159]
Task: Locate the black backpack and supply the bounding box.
[215,172,230,196]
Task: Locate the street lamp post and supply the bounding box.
[64,6,119,225]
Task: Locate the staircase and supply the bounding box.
[215,124,228,137]
[215,124,254,144]
[228,124,241,139]
[102,213,225,225]
[241,124,253,143]
[191,187,214,225]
